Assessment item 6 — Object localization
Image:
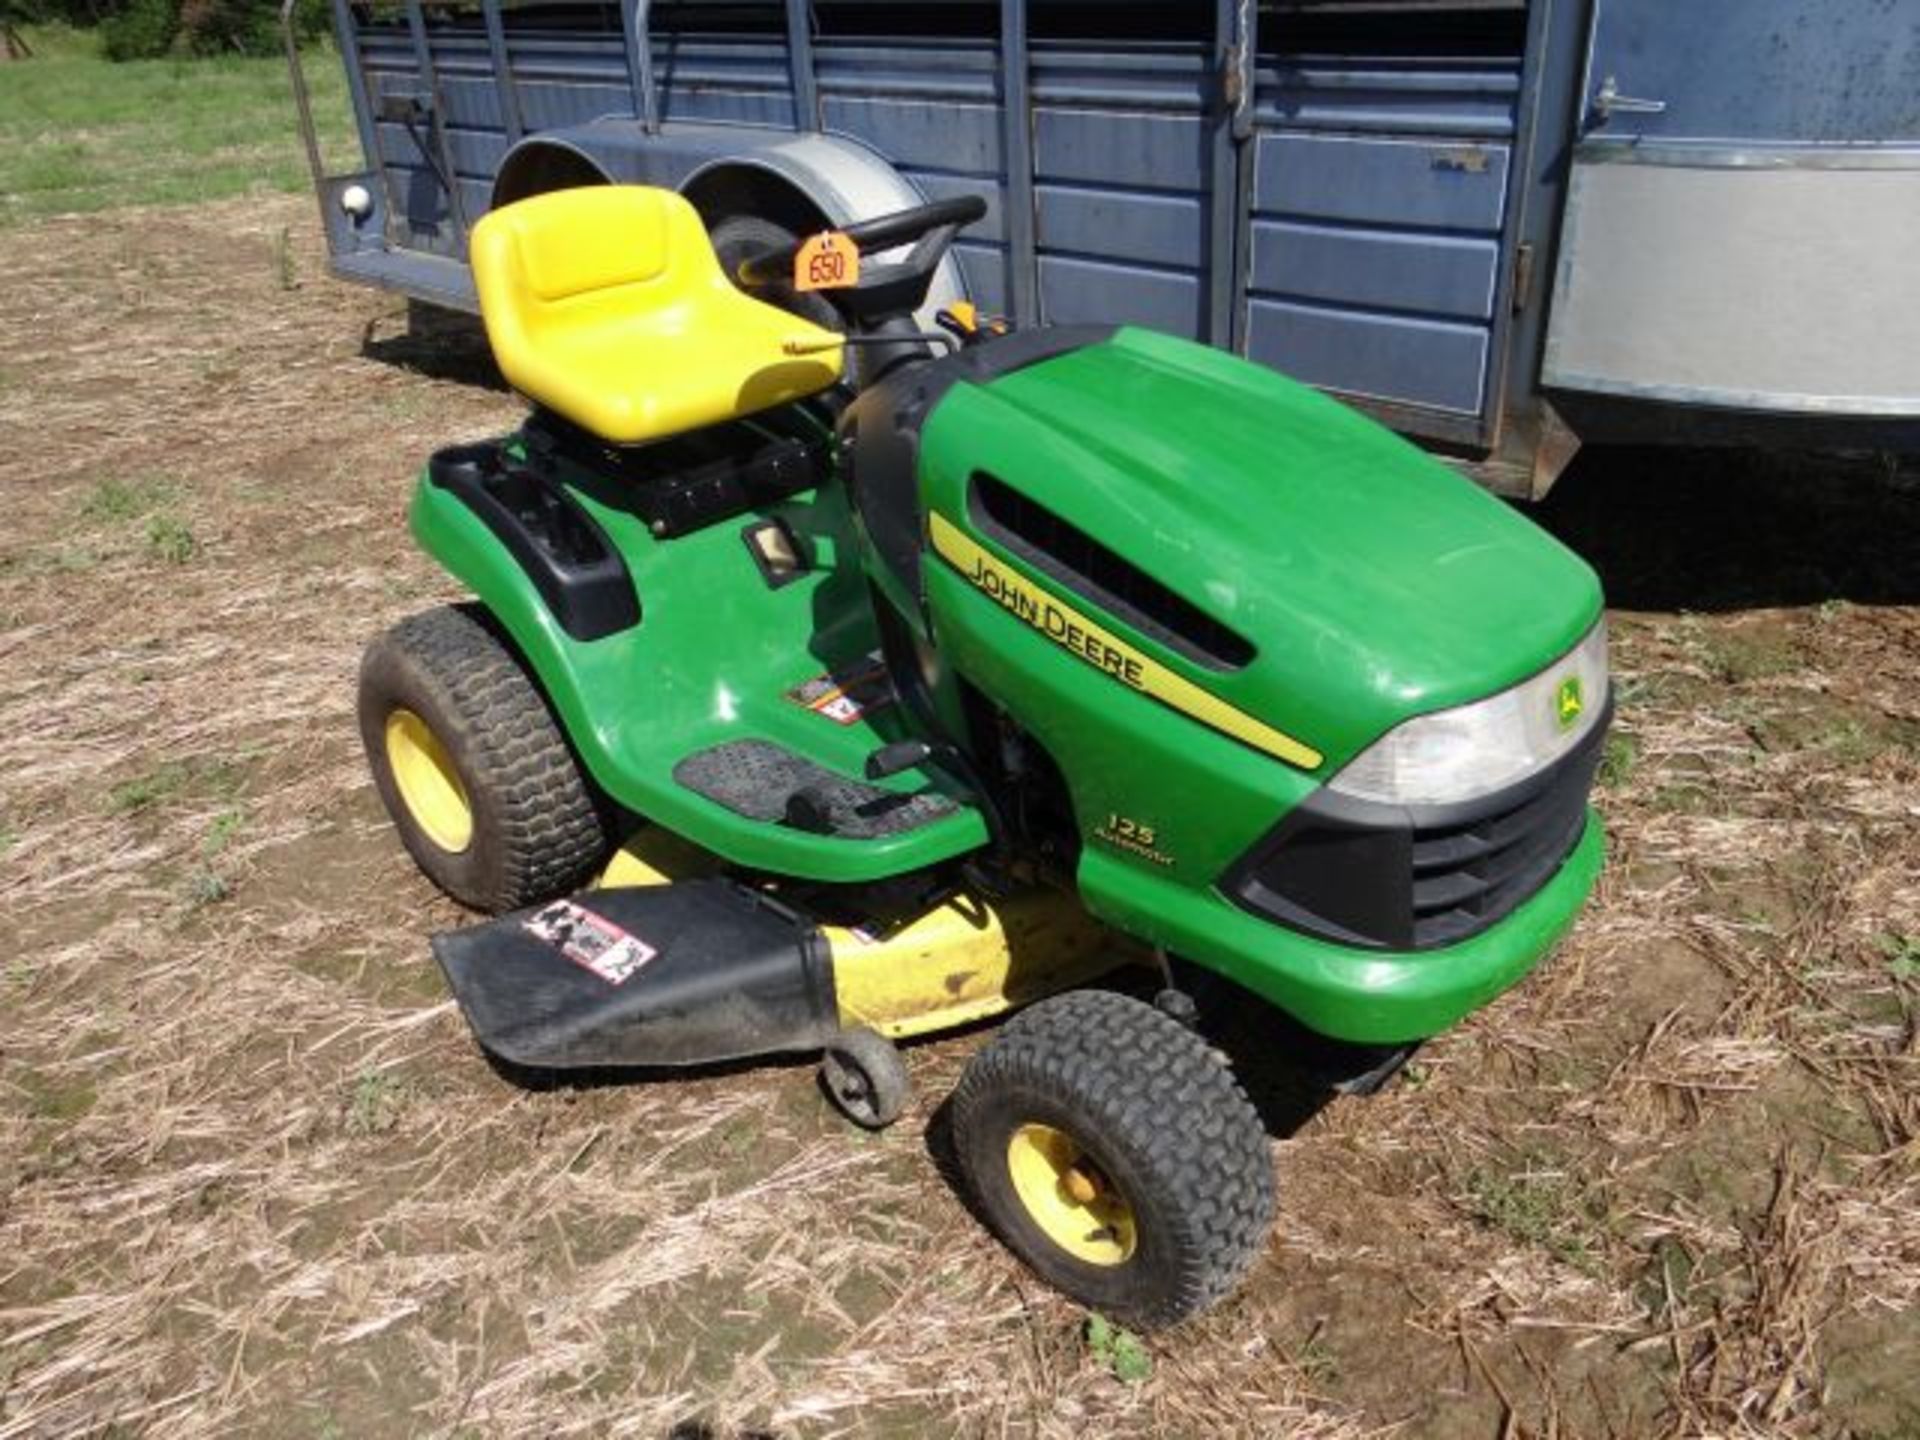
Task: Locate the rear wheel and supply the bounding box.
[359,605,610,912]
[949,989,1274,1329]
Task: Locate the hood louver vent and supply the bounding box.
[970,473,1255,672]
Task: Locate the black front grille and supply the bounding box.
[1224,699,1610,951]
[1408,745,1596,947]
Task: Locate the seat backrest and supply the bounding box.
[471,186,723,354]
[485,186,718,302]
[469,184,842,444]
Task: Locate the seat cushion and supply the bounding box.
[518,285,843,443]
[471,186,844,445]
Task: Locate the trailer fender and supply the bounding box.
[491,121,967,316]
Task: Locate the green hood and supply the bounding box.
[917,326,1603,772]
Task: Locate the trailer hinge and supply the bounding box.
[1510,241,1536,314]
[1222,43,1244,111]
[1221,0,1255,145]
[1222,40,1253,141]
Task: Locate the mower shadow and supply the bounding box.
[666,1424,776,1440]
[360,299,508,391]
[1533,445,1920,612]
[1212,1040,1344,1141]
[479,1044,817,1095]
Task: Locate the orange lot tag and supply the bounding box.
[794,231,860,292]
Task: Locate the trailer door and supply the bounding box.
[1240,4,1533,450]
[1542,0,1920,417]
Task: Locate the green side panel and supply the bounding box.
[922,546,1313,884]
[1083,813,1603,1044]
[408,444,989,883]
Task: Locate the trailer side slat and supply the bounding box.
[337,1,1532,443]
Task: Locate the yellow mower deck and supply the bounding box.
[598,831,1122,1041]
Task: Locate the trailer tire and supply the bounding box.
[709,213,852,366]
[360,605,611,913]
[949,989,1275,1329]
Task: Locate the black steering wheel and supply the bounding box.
[733,195,987,326]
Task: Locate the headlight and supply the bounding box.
[1327,621,1609,807]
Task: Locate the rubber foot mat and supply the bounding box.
[673,739,959,839]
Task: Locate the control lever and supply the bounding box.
[866,735,1013,871]
[783,331,957,357]
[865,738,940,780]
[935,302,1010,345]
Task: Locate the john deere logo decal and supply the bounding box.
[927,513,1324,770]
[1555,675,1584,731]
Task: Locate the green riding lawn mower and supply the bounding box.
[357,184,1611,1328]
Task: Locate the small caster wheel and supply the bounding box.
[819,1027,910,1130]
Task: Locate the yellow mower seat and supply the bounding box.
[469,186,844,445]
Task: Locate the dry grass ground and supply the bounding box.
[1,195,1916,1439]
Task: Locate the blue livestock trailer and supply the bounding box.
[286,0,1920,495]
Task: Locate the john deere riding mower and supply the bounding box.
[357,185,1610,1327]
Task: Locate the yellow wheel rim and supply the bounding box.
[384,708,473,853]
[1006,1123,1137,1266]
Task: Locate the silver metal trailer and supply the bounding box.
[286,0,1920,495]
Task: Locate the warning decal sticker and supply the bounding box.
[784,656,897,726]
[524,901,658,986]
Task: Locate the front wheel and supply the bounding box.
[949,988,1275,1330]
[359,605,611,912]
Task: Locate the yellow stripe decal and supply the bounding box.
[929,513,1323,770]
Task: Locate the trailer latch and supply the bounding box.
[376,91,430,124]
[1592,75,1668,125]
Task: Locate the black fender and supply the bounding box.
[426,440,640,643]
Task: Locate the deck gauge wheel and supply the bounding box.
[819,1027,911,1129]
